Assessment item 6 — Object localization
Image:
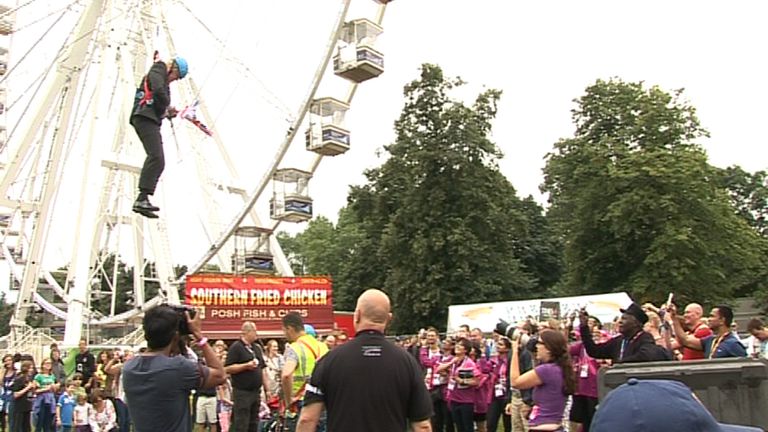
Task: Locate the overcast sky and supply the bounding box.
[3,0,767,276]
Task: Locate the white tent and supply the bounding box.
[447,292,633,334]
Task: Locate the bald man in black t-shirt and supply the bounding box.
[297,289,432,432]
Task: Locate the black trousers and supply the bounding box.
[486,397,511,432]
[10,407,30,432]
[451,402,474,432]
[231,387,260,432]
[132,116,165,196]
[431,396,454,432]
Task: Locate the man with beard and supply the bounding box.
[578,303,671,363]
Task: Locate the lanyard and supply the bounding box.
[709,334,727,359]
[428,347,441,360]
[451,357,466,380]
[499,358,507,383]
[619,331,644,360]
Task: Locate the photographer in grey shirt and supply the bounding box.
[123,305,226,432]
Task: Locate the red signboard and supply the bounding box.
[185,274,334,339]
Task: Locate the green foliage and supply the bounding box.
[716,166,768,237]
[279,64,565,332]
[90,254,136,316]
[542,78,767,306]
[0,292,14,335]
[276,231,304,275]
[377,65,544,332]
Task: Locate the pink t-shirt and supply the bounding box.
[473,357,493,414]
[446,357,481,404]
[569,342,600,398]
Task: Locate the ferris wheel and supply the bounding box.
[0,0,393,349]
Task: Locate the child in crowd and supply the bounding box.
[73,393,91,432]
[217,377,233,432]
[56,383,77,432]
[70,373,87,400]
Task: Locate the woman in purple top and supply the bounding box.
[510,330,575,432]
[437,338,481,432]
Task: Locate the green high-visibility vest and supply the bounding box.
[290,334,329,398]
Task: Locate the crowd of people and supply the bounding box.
[404,300,764,432]
[1,297,766,432]
[0,340,132,432]
[0,314,349,432]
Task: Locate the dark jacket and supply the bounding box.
[580,325,671,363]
[51,361,67,385]
[516,347,534,406]
[502,348,534,405]
[131,61,171,125]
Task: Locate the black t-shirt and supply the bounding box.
[11,375,32,412]
[224,340,266,391]
[75,351,95,382]
[304,330,433,432]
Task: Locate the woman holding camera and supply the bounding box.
[509,329,575,432]
[436,338,481,432]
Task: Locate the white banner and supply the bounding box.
[446,292,633,334]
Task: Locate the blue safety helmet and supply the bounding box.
[304,324,317,337]
[174,56,189,79]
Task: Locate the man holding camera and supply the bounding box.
[123,305,226,432]
[225,321,268,432]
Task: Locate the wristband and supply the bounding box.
[196,337,209,347]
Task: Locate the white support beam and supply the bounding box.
[16,0,106,341]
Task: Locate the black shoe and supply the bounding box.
[133,198,160,212]
[132,207,159,219]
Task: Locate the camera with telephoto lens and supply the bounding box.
[495,319,515,338]
[527,334,539,353]
[169,304,197,335]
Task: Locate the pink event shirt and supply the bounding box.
[569,341,600,398]
[447,357,481,405]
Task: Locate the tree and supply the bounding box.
[91,254,136,316]
[277,213,380,311]
[514,196,564,292]
[542,78,767,306]
[276,231,304,275]
[716,166,768,237]
[292,216,339,276]
[343,64,539,332]
[0,292,14,336]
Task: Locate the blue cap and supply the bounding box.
[174,56,188,79]
[592,379,761,432]
[303,324,316,337]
